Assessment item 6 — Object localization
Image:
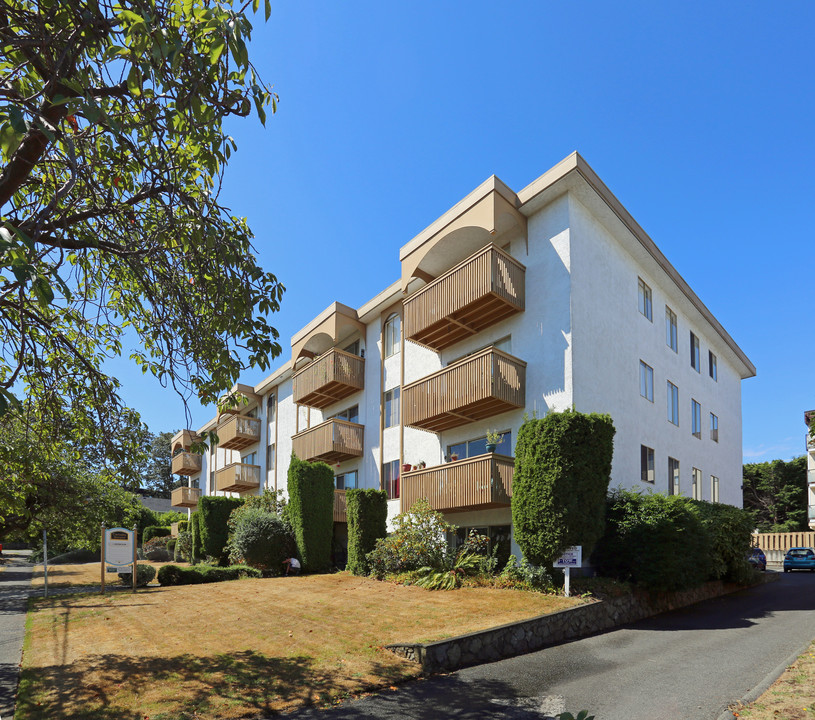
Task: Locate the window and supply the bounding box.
[638,278,652,321]
[266,393,276,423]
[344,339,360,356]
[242,451,257,466]
[384,388,400,428]
[666,306,678,352]
[332,404,359,424]
[639,361,654,402]
[447,432,511,461]
[668,457,680,495]
[711,475,719,502]
[383,460,399,499]
[266,443,275,471]
[710,413,719,442]
[667,381,679,425]
[335,470,358,491]
[691,399,702,439]
[641,445,655,483]
[692,467,702,500]
[690,331,700,372]
[384,314,401,357]
[709,351,717,381]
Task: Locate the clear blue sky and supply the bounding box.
[110,1,815,465]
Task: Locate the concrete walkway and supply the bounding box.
[0,550,33,719]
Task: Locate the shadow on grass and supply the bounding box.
[15,649,413,720]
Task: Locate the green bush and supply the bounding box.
[166,538,177,556]
[230,508,294,572]
[346,488,387,575]
[512,410,615,567]
[190,511,202,563]
[199,496,244,564]
[225,488,290,564]
[132,506,160,539]
[156,510,186,526]
[142,535,172,561]
[591,489,710,592]
[118,564,157,587]
[143,525,172,543]
[175,531,192,562]
[287,455,334,572]
[177,520,189,534]
[157,563,261,586]
[366,498,456,579]
[688,500,754,583]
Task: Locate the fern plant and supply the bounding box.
[414,552,482,590]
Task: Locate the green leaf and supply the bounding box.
[209,37,225,64]
[265,0,271,21]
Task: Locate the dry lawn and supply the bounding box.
[731,640,815,720]
[18,571,582,719]
[30,561,172,589]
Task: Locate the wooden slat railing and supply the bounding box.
[217,415,261,451]
[334,489,347,522]
[293,348,365,409]
[171,486,201,508]
[401,453,514,513]
[752,531,815,552]
[403,347,526,432]
[171,451,202,476]
[292,418,364,463]
[404,244,525,350]
[215,463,261,493]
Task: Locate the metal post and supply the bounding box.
[132,525,138,593]
[100,522,106,594]
[43,528,48,598]
[564,567,571,597]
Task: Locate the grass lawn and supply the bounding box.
[30,560,174,588]
[731,640,815,720]
[17,567,582,719]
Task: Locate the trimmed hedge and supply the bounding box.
[199,496,244,564]
[177,520,189,534]
[166,538,177,556]
[118,564,156,587]
[287,455,335,572]
[175,531,192,563]
[143,525,172,543]
[190,510,202,563]
[688,500,754,583]
[512,410,615,567]
[230,508,294,572]
[346,489,387,575]
[157,563,262,586]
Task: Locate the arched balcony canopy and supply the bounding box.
[291,302,366,367]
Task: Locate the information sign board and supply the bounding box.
[553,545,582,569]
[104,527,134,567]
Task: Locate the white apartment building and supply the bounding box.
[170,152,756,560]
[805,411,815,529]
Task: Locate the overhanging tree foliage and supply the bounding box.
[0,0,284,450]
[742,456,807,532]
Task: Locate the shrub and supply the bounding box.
[175,531,192,563]
[230,508,294,572]
[512,410,615,567]
[688,500,754,583]
[118,564,157,587]
[366,499,456,579]
[199,496,244,564]
[156,510,186,526]
[414,552,482,591]
[287,455,334,572]
[166,538,177,556]
[132,506,160,539]
[225,489,290,564]
[143,525,172,543]
[157,563,261,586]
[346,488,387,576]
[591,489,710,592]
[190,510,202,563]
[142,536,172,562]
[177,520,189,534]
[496,554,554,592]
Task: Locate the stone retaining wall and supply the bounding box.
[387,574,777,673]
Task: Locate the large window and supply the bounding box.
[692,467,702,500]
[383,459,399,499]
[266,393,276,423]
[266,443,275,471]
[691,399,702,439]
[641,445,655,484]
[640,361,654,402]
[711,475,719,503]
[709,351,718,381]
[242,451,257,466]
[668,457,680,495]
[666,306,678,352]
[447,431,512,461]
[667,381,679,425]
[710,413,719,442]
[384,314,401,357]
[690,331,700,372]
[384,388,400,428]
[335,470,358,491]
[638,278,653,321]
[332,404,359,424]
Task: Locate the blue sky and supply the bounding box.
[111,2,815,464]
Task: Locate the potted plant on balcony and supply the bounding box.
[450,452,459,462]
[403,463,412,473]
[416,460,426,470]
[485,429,504,454]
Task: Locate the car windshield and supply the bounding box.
[787,549,813,558]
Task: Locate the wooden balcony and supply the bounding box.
[292,418,364,464]
[215,462,261,493]
[403,347,526,432]
[403,244,525,351]
[171,486,201,509]
[334,489,347,522]
[217,414,260,451]
[401,453,514,513]
[293,348,365,409]
[171,451,202,476]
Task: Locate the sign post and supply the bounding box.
[43,528,48,598]
[102,526,136,593]
[553,546,582,597]
[100,522,106,594]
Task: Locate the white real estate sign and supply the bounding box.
[105,527,134,567]
[553,546,582,568]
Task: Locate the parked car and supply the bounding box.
[783,547,815,572]
[748,547,766,572]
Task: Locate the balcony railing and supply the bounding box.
[809,505,815,524]
[171,451,202,476]
[292,419,364,463]
[215,463,261,493]
[403,347,526,432]
[171,486,201,508]
[403,244,525,351]
[334,489,347,522]
[293,348,365,409]
[217,415,261,451]
[401,453,514,513]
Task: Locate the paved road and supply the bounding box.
[0,550,33,719]
[286,571,815,720]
